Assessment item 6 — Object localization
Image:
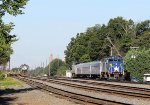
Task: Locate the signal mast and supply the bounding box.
[106,36,121,57]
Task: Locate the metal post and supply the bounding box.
[49,57,51,77]
[99,61,102,78]
[110,46,113,56]
[90,63,91,78]
[49,54,53,77]
[9,57,10,72]
[49,62,50,76]
[43,62,44,75]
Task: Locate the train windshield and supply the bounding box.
[108,58,123,62]
[108,59,113,62]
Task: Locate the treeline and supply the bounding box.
[30,17,150,79]
[65,17,150,68]
[30,59,68,77]
[0,0,28,69]
[64,17,150,81]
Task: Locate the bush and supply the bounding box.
[0,72,5,80]
[57,65,68,76]
[124,49,150,81]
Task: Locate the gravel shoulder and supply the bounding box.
[71,78,150,89]
[33,78,150,105]
[0,80,78,105]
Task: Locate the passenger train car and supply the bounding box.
[71,56,124,79]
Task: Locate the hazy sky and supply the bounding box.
[4,0,150,69]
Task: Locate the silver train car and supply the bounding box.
[71,57,124,79]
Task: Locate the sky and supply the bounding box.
[4,0,150,69]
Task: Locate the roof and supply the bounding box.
[144,74,150,76]
[74,61,101,68]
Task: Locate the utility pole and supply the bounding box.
[106,36,121,56]
[49,54,53,77]
[43,62,44,75]
[9,57,10,72]
[107,45,113,56]
[46,60,47,67]
[48,62,50,77]
[57,55,59,67]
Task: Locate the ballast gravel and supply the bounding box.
[32,78,150,105]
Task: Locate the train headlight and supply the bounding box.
[110,64,112,67]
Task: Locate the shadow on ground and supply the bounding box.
[0,97,17,105]
[0,87,34,105]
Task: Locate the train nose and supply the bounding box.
[114,66,119,72]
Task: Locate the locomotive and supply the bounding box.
[19,64,29,77]
[71,56,124,79]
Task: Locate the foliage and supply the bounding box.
[136,20,150,36]
[124,49,150,81]
[29,67,44,77]
[0,0,28,66]
[0,71,5,80]
[30,59,68,77]
[47,59,64,76]
[65,17,150,68]
[132,32,150,49]
[79,54,91,63]
[0,0,29,17]
[57,64,68,76]
[0,22,15,65]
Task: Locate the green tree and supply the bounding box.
[106,17,135,55]
[65,25,106,67]
[65,17,150,69]
[57,63,68,76]
[136,20,150,36]
[0,0,29,17]
[29,67,44,77]
[79,54,91,63]
[44,59,64,76]
[124,49,150,81]
[64,37,76,69]
[65,18,131,67]
[0,22,15,65]
[0,0,29,66]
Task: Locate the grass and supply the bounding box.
[0,77,24,89]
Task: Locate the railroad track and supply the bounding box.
[54,77,150,94]
[17,77,131,105]
[33,77,150,99]
[55,77,150,85]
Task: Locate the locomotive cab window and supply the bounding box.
[114,59,118,61]
[117,59,121,61]
[108,59,113,62]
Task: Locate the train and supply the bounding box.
[19,64,29,77]
[70,56,124,80]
